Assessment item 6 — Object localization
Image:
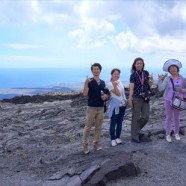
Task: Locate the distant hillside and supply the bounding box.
[0,86,75,100]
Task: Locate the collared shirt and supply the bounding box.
[130,70,150,98]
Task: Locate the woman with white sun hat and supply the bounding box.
[158,59,186,143]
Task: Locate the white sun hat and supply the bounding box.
[163,59,182,72]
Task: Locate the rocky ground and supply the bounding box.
[0,91,186,186]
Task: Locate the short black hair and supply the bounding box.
[91,63,102,71]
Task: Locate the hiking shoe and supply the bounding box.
[111,140,117,147]
[140,134,152,142]
[131,138,140,143]
[166,135,172,143]
[116,138,122,144]
[175,134,181,140]
[94,142,102,151]
[83,144,89,154]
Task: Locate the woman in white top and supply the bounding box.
[107,68,127,147]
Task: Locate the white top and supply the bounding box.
[107,80,127,102]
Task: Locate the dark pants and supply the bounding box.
[131,98,150,140]
[110,106,126,140]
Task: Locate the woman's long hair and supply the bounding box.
[131,57,145,74]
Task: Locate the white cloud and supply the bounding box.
[0,0,74,26]
[68,29,105,48]
[0,55,63,68]
[1,0,186,57]
[0,1,35,26]
[68,18,114,48]
[41,13,70,25]
[112,31,186,54]
[31,0,39,13]
[4,43,44,50]
[111,31,138,50]
[67,1,115,48]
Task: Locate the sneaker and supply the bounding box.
[175,134,181,140]
[111,140,117,147]
[115,138,122,144]
[94,142,102,151]
[83,144,89,154]
[166,135,172,143]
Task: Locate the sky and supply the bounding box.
[0,0,186,71]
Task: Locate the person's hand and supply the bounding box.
[158,74,165,81]
[148,73,153,81]
[112,80,119,87]
[128,97,133,108]
[101,94,109,101]
[85,76,93,86]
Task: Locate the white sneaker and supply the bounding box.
[116,138,122,144]
[111,140,117,147]
[175,134,181,140]
[166,135,172,143]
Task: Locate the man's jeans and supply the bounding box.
[83,107,104,145]
[110,106,126,140]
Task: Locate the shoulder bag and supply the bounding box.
[170,78,186,111]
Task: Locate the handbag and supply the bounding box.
[170,78,186,111]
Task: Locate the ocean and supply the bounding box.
[0,67,166,89]
[0,67,175,100]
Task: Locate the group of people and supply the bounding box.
[82,58,186,154]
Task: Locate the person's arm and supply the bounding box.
[158,76,169,91]
[83,77,92,96]
[128,83,134,108]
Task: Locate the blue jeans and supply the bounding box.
[110,106,126,140]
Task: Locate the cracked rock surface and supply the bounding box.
[0,92,186,186]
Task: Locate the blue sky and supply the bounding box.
[0,0,186,70]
